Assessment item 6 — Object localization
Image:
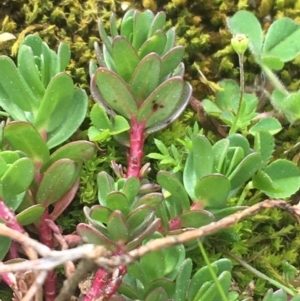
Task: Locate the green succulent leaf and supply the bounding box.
[164,244,186,279]
[163,28,176,54]
[46,88,88,149]
[41,141,96,173]
[161,46,185,79]
[76,223,117,251]
[130,53,161,106]
[98,19,113,54]
[120,10,135,42]
[17,45,45,100]
[0,56,39,112]
[109,14,119,38]
[228,153,262,189]
[16,205,45,225]
[194,174,231,208]
[175,258,193,301]
[112,36,140,83]
[121,177,140,206]
[146,279,174,297]
[107,210,129,242]
[192,135,214,179]
[89,205,112,224]
[132,193,163,209]
[0,234,11,261]
[127,205,154,234]
[132,10,154,50]
[148,11,166,37]
[197,271,231,301]
[57,42,71,71]
[137,77,184,127]
[1,158,35,199]
[3,122,50,163]
[180,210,215,227]
[97,172,114,206]
[254,131,274,167]
[138,30,167,58]
[93,68,138,118]
[106,192,130,216]
[145,82,191,134]
[34,73,74,132]
[140,249,166,282]
[157,171,190,212]
[212,139,229,173]
[36,159,76,206]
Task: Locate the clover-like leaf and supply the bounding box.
[227,10,263,57]
[263,18,300,62]
[253,159,300,198]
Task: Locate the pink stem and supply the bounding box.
[83,266,126,301]
[39,209,57,301]
[126,116,146,178]
[83,269,110,301]
[8,242,19,259]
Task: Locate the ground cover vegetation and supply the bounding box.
[0,0,300,301]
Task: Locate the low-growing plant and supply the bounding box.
[0,7,299,301]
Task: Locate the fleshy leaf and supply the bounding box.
[112,36,140,83]
[194,174,231,208]
[34,73,74,132]
[16,205,45,225]
[136,77,184,127]
[138,30,167,58]
[3,121,50,163]
[1,158,35,199]
[107,210,129,242]
[157,171,190,211]
[36,159,76,206]
[93,68,138,118]
[130,53,161,106]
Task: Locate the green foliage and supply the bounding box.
[227,10,300,124]
[0,34,88,148]
[90,9,192,140]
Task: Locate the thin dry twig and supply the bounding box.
[0,199,298,301]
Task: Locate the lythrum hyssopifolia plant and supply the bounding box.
[0,8,299,301]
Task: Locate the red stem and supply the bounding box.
[39,209,57,301]
[126,116,146,178]
[83,266,126,301]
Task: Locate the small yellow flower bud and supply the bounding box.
[231,34,249,55]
